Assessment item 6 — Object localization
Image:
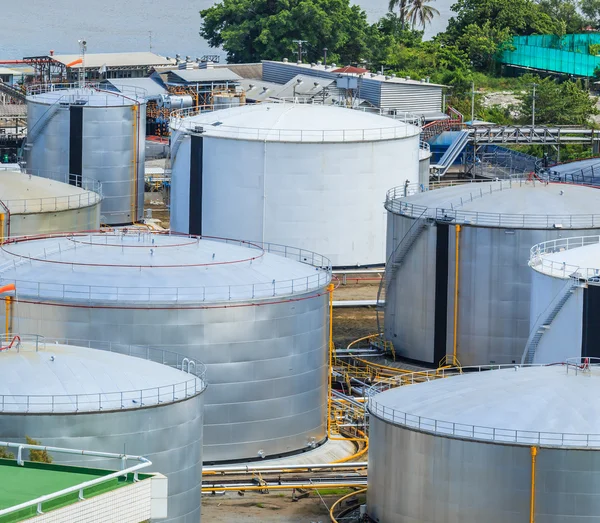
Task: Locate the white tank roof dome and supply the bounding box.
[387,179,600,229]
[0,231,331,303]
[27,85,142,107]
[370,364,600,448]
[171,103,420,142]
[0,170,101,213]
[0,336,205,413]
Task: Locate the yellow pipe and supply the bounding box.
[452,224,461,364]
[329,488,367,523]
[202,483,365,493]
[530,446,538,523]
[329,430,369,463]
[327,282,335,438]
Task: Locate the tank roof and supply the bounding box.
[27,85,143,107]
[170,103,420,143]
[0,170,101,213]
[0,231,331,303]
[0,336,205,413]
[530,235,600,279]
[369,364,600,448]
[386,179,600,229]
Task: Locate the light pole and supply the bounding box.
[532,83,538,127]
[292,39,308,64]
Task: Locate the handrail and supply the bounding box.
[27,82,147,102]
[169,103,421,142]
[367,362,600,448]
[529,236,600,280]
[0,441,151,519]
[0,231,332,303]
[0,336,207,413]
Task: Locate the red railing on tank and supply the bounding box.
[421,106,465,141]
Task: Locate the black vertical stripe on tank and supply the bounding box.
[433,223,449,365]
[69,105,83,187]
[188,134,203,235]
[582,285,600,358]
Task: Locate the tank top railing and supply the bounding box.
[529,236,600,281]
[0,338,206,414]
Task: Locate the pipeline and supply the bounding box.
[329,488,367,523]
[202,481,367,493]
[530,446,538,523]
[452,224,461,364]
[203,462,367,475]
[0,284,16,338]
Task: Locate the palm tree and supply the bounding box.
[388,0,409,30]
[406,0,440,29]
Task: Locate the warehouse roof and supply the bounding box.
[369,364,600,448]
[386,179,600,229]
[171,103,420,143]
[0,338,204,413]
[0,231,331,303]
[167,68,242,84]
[52,52,175,69]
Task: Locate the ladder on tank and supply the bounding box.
[521,278,580,365]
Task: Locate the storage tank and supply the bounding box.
[0,230,331,462]
[169,103,421,267]
[367,362,600,523]
[0,335,205,523]
[383,179,600,367]
[0,168,101,238]
[25,85,146,225]
[526,235,600,364]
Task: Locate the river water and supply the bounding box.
[3,0,453,60]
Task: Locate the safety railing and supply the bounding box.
[0,441,152,520]
[170,102,421,142]
[385,178,600,228]
[0,231,332,302]
[368,362,600,447]
[0,337,206,413]
[529,235,600,280]
[27,83,145,105]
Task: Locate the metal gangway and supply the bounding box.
[430,130,470,176]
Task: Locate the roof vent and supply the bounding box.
[426,76,430,83]
[405,76,410,80]
[283,58,289,63]
[391,73,396,78]
[193,125,205,133]
[370,73,377,78]
[385,75,391,80]
[211,122,223,127]
[248,83,255,89]
[331,63,336,68]
[420,78,425,82]
[317,61,322,66]
[310,63,316,67]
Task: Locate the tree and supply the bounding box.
[200,0,374,64]
[536,0,584,33]
[388,0,410,29]
[518,76,598,125]
[456,21,514,71]
[581,0,600,26]
[406,0,440,29]
[25,436,53,464]
[0,447,14,459]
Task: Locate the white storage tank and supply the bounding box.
[527,235,600,364]
[25,85,146,225]
[368,362,600,523]
[0,169,101,238]
[383,179,600,367]
[0,335,205,523]
[0,230,331,463]
[169,103,421,267]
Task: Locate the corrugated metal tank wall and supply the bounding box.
[4,294,329,463]
[9,203,101,237]
[0,391,204,523]
[368,415,600,523]
[171,135,420,267]
[26,95,145,225]
[385,215,599,365]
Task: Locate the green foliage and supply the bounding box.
[537,0,585,34]
[590,44,600,56]
[200,0,375,64]
[0,447,14,459]
[517,75,598,125]
[455,21,514,71]
[581,0,600,25]
[26,436,53,464]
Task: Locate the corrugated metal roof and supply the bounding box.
[168,68,242,84]
[215,63,262,79]
[101,78,168,98]
[0,67,20,76]
[0,104,26,117]
[52,52,175,69]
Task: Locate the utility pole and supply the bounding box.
[532,83,537,127]
[323,48,328,67]
[292,40,308,64]
[471,81,475,124]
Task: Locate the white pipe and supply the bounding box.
[204,461,368,474]
[333,300,380,307]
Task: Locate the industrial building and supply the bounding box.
[169,102,421,267]
[367,363,600,523]
[526,235,600,364]
[0,335,205,523]
[0,230,332,463]
[25,85,146,225]
[0,168,101,238]
[383,179,600,367]
[262,60,445,118]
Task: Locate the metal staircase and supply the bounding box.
[20,98,67,161]
[521,279,579,365]
[376,210,429,336]
[430,130,470,177]
[0,81,25,103]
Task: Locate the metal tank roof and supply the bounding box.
[0,335,205,413]
[0,170,101,214]
[27,85,144,107]
[530,235,600,279]
[386,179,600,229]
[369,363,600,448]
[170,103,420,143]
[0,231,331,303]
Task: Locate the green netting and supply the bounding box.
[500,34,600,76]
